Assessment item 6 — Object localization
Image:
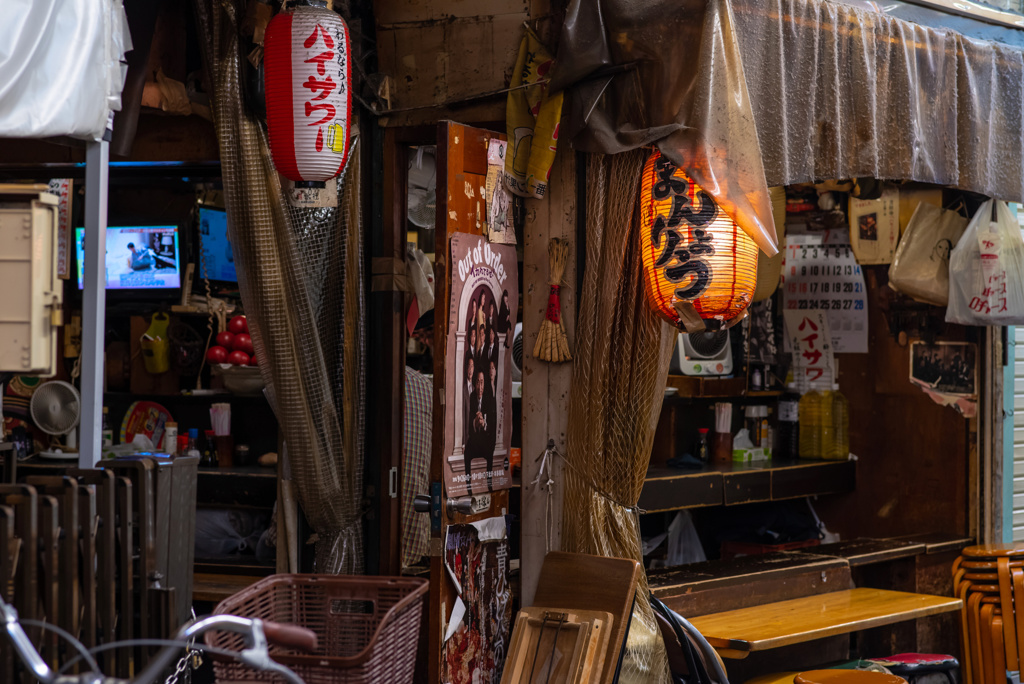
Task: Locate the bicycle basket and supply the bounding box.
[206,574,428,684]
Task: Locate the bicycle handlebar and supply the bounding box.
[0,593,312,684]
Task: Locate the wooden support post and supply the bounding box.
[520,150,576,606]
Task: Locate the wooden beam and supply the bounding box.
[520,149,576,606]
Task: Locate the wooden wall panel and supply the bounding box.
[521,150,576,605]
[814,267,972,540]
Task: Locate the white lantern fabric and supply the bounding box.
[264,2,352,183]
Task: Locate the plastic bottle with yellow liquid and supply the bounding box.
[826,384,849,460]
[798,390,822,459]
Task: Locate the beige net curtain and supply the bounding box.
[192,0,366,573]
[562,150,677,683]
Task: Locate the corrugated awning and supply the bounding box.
[551,0,1024,255]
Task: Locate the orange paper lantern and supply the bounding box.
[639,150,758,330]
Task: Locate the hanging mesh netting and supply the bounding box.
[561,150,676,683]
[192,0,366,573]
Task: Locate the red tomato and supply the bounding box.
[234,333,254,356]
[228,350,251,366]
[229,316,249,335]
[216,331,235,349]
[248,355,259,367]
[206,346,228,364]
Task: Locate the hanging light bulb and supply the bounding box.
[639,149,758,330]
[264,0,352,183]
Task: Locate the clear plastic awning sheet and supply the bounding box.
[0,0,131,142]
[552,0,1024,256]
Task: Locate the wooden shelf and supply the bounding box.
[666,375,746,398]
[664,376,784,399]
[639,459,855,513]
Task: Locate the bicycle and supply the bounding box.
[0,592,317,684]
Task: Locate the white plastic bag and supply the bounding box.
[947,200,1024,325]
[888,202,968,306]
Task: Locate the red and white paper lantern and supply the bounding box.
[264,1,352,183]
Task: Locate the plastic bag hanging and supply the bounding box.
[947,199,1024,326]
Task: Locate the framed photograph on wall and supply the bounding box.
[909,341,978,398]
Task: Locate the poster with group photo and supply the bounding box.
[444,233,518,498]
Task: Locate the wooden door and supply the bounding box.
[429,121,510,682]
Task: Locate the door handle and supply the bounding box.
[446,497,474,518]
[413,494,431,513]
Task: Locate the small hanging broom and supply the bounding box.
[533,238,572,363]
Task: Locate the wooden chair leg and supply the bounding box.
[980,603,995,684]
[969,591,986,684]
[998,558,1019,670]
[955,568,967,595]
[1013,568,1024,673]
[959,579,974,684]
[992,611,1007,684]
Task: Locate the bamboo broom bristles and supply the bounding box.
[532,238,572,363]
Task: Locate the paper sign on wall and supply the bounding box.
[47,179,72,279]
[783,309,834,391]
[782,235,868,353]
[848,185,899,264]
[444,233,519,498]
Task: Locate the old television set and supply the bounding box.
[75,225,182,291]
[197,206,236,283]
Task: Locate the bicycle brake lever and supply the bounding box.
[237,620,305,684]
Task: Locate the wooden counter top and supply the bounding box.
[689,588,962,659]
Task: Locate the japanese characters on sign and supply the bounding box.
[47,179,72,279]
[783,310,834,391]
[973,235,1009,315]
[782,234,868,353]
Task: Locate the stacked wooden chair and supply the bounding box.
[953,544,1024,684]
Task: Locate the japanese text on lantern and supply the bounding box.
[649,154,718,301]
[302,23,339,153]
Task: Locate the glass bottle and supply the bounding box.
[101,407,113,447]
[695,428,710,463]
[777,384,800,460]
[185,429,201,459]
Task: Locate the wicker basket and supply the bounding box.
[206,574,428,684]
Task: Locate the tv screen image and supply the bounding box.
[76,226,181,290]
[198,207,236,282]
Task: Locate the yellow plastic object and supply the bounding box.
[504,26,563,200]
[140,312,170,374]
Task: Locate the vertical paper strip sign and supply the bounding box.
[783,309,834,392]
